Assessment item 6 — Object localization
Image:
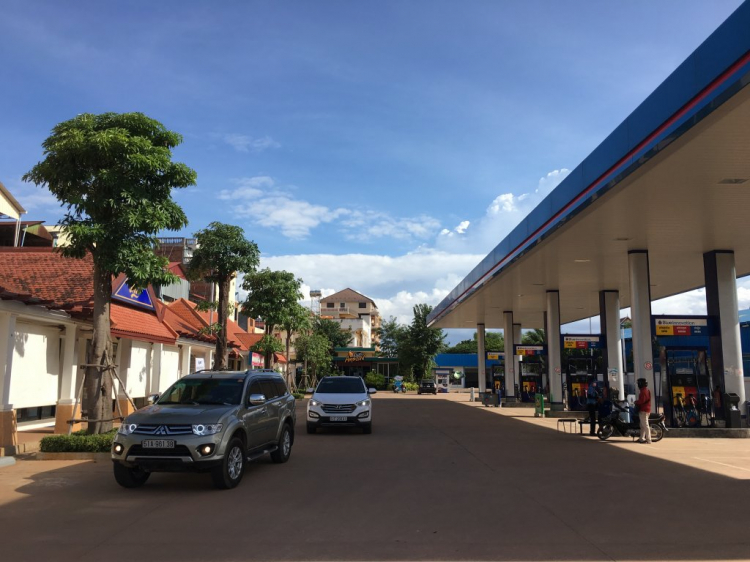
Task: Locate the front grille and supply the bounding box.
[132,424,193,436]
[321,404,356,414]
[128,445,193,457]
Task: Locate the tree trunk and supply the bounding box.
[264,325,272,369]
[285,331,292,388]
[85,262,113,435]
[214,277,229,370]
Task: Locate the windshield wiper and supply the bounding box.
[196,400,235,406]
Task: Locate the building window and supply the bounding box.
[340,303,345,308]
[359,302,366,308]
[326,302,334,308]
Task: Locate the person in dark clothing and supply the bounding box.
[586,378,599,435]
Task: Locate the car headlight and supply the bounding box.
[192,423,223,436]
[118,423,137,435]
[356,399,371,407]
[310,399,323,407]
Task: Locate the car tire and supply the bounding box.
[306,423,317,434]
[362,423,372,434]
[113,462,150,488]
[211,437,245,490]
[271,424,293,464]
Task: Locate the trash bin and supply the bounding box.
[724,393,741,428]
[482,392,500,407]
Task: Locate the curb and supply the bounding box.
[37,452,111,461]
[0,456,16,469]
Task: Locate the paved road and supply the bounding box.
[2,396,750,561]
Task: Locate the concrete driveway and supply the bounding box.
[1,395,749,561]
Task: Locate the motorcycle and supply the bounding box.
[597,401,667,442]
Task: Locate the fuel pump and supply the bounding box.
[514,345,546,403]
[562,335,605,411]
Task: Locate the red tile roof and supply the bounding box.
[186,301,251,351]
[0,247,94,311]
[0,247,176,345]
[163,299,219,344]
[111,302,177,345]
[168,262,187,280]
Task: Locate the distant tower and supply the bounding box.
[310,289,322,316]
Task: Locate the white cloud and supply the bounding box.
[439,220,471,238]
[260,249,483,324]
[221,175,442,241]
[436,168,570,254]
[221,134,280,153]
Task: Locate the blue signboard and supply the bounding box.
[112,280,155,311]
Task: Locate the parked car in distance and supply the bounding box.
[307,376,376,434]
[111,369,296,490]
[418,380,437,395]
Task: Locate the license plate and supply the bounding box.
[142,439,175,449]
[330,416,348,422]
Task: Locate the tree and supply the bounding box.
[295,332,331,382]
[375,316,405,358]
[313,317,352,349]
[405,304,446,380]
[445,331,504,354]
[186,222,259,370]
[521,329,545,345]
[281,303,312,388]
[242,269,303,368]
[23,112,195,434]
[251,334,284,368]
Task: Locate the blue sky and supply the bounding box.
[2,0,747,340]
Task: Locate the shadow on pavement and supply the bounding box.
[0,397,747,561]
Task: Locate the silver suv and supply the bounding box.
[111,370,296,490]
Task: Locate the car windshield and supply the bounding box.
[157,378,244,406]
[316,378,366,394]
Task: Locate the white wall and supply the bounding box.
[336,318,372,347]
[124,340,150,399]
[10,322,60,408]
[159,346,180,392]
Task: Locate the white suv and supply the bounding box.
[307,376,376,434]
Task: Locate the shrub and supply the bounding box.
[364,371,385,390]
[403,381,418,392]
[40,429,117,453]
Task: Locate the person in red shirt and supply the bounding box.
[635,378,652,444]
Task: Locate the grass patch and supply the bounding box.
[40,429,117,453]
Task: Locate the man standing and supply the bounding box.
[635,378,652,444]
[586,379,599,436]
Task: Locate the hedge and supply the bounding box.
[39,429,117,453]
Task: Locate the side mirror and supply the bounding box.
[368,388,377,395]
[248,393,267,406]
[147,393,160,405]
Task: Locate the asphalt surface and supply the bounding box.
[2,396,750,561]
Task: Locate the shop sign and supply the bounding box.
[251,353,264,367]
[514,345,546,356]
[563,336,600,349]
[345,352,366,363]
[654,317,707,336]
[486,353,502,360]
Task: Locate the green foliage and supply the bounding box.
[521,329,545,345]
[364,371,385,390]
[241,269,303,334]
[251,334,284,356]
[399,304,446,380]
[445,331,504,353]
[314,317,352,349]
[187,222,260,284]
[392,381,418,392]
[292,391,306,400]
[295,332,332,378]
[375,316,405,358]
[40,429,116,453]
[23,112,195,289]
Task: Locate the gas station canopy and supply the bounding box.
[428,3,750,331]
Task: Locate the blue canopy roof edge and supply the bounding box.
[428,1,750,328]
